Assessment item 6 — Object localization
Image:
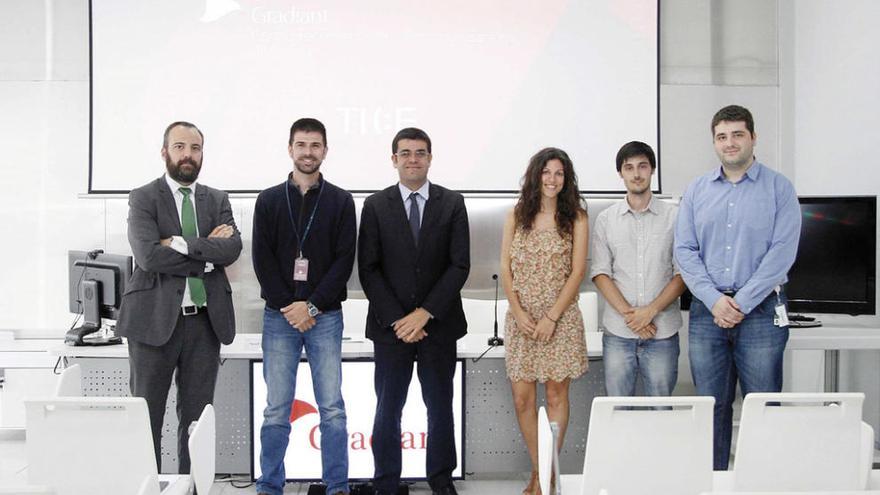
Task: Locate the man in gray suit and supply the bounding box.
[117,121,242,473]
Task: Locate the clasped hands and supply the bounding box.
[393,308,431,343]
[281,301,316,332]
[160,224,235,246]
[711,295,744,329]
[513,309,556,343]
[623,305,659,339]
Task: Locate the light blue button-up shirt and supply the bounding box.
[673,161,801,315]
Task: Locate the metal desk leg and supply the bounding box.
[824,349,839,392]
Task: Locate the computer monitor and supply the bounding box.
[786,196,877,315]
[67,250,133,345]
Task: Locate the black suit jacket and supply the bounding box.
[117,177,242,346]
[358,183,470,344]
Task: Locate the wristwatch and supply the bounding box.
[306,301,320,318]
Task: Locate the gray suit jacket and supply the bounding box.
[117,177,242,346]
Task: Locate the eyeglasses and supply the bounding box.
[395,150,429,159]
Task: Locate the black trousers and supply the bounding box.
[128,310,220,473]
[371,337,458,493]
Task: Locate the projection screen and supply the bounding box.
[90,0,659,193]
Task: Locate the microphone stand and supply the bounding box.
[488,274,504,346]
[473,274,504,363]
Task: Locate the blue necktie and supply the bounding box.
[409,192,420,246]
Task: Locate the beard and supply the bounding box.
[166,156,202,184]
[626,180,651,195]
[294,156,322,175]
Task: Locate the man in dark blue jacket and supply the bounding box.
[252,118,356,495]
[359,127,470,495]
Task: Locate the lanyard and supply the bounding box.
[284,179,324,258]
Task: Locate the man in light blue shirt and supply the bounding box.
[674,105,801,470]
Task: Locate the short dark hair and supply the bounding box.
[615,141,656,172]
[711,105,755,137]
[163,121,203,148]
[289,118,327,146]
[392,127,432,154]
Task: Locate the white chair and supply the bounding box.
[24,397,192,495]
[732,392,874,492]
[53,364,81,397]
[580,396,715,495]
[188,404,216,495]
[537,406,557,495]
[577,291,599,334]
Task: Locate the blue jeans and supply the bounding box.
[688,294,789,471]
[256,308,348,495]
[602,332,680,397]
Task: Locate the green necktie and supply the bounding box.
[179,187,207,307]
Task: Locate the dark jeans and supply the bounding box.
[372,337,457,494]
[688,293,789,470]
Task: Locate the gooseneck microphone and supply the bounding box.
[488,274,504,346]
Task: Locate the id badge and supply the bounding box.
[774,303,789,327]
[293,257,309,281]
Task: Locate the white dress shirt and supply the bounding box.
[398,181,430,225]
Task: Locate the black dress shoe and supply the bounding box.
[432,485,458,495]
[356,484,409,495]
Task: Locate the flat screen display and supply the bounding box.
[250,359,464,481]
[786,196,877,315]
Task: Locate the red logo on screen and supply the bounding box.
[289,399,318,423]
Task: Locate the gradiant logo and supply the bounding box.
[200,0,241,23]
[289,399,318,423]
[288,398,427,451]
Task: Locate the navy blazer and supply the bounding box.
[358,183,471,344]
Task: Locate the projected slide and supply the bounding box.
[91,0,658,192]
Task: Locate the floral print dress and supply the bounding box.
[505,227,588,383]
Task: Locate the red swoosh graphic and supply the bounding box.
[289,399,318,423]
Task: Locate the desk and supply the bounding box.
[15,326,879,475]
[42,332,606,475]
[44,332,605,360]
[787,325,880,392]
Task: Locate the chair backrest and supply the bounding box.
[578,291,599,334]
[581,396,714,495]
[54,364,81,397]
[188,404,216,495]
[538,406,554,495]
[860,422,876,490]
[25,397,161,495]
[733,392,867,491]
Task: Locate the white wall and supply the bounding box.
[0,0,97,336]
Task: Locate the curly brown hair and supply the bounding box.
[514,147,586,236]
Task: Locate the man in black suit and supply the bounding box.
[118,121,242,473]
[358,127,470,495]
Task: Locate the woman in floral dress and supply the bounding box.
[500,147,589,495]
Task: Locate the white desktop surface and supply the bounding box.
[24,324,878,361]
[42,332,607,360]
